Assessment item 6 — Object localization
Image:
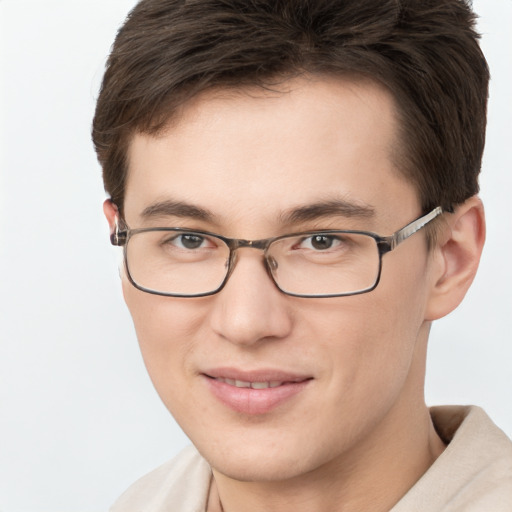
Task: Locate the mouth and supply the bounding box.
[202,369,312,415]
[209,377,304,389]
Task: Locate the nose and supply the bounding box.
[209,249,293,347]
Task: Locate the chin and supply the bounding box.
[196,432,329,483]
[210,454,312,483]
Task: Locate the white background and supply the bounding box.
[0,1,511,511]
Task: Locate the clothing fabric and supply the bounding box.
[110,406,512,511]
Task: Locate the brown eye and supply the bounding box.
[310,235,335,250]
[161,233,211,250]
[179,234,205,249]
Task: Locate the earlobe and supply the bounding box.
[425,196,486,321]
[103,199,119,233]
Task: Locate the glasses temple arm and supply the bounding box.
[390,206,443,250]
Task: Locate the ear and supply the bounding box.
[425,196,485,321]
[103,199,119,233]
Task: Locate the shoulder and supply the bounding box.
[110,445,212,512]
[393,405,512,511]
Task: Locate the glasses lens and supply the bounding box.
[268,232,380,296]
[125,230,230,296]
[124,229,380,297]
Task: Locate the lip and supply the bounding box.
[202,367,313,415]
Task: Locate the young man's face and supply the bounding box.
[115,77,438,482]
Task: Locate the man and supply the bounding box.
[92,0,512,510]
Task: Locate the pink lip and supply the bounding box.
[202,367,312,415]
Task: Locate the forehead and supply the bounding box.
[124,76,419,232]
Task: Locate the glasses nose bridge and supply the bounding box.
[228,235,274,254]
[225,237,276,281]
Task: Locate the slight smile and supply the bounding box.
[212,378,288,389]
[202,368,313,415]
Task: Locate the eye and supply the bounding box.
[177,234,207,249]
[162,232,214,250]
[299,234,342,251]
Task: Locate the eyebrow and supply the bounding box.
[280,199,375,225]
[139,197,375,226]
[140,199,215,222]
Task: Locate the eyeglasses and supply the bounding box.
[110,206,442,298]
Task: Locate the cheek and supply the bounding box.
[122,280,205,392]
[353,253,430,381]
[312,256,429,402]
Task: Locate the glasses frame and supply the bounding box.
[110,206,443,298]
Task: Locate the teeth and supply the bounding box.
[214,377,284,389]
[251,381,269,389]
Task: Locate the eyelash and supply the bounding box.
[163,233,214,250]
[297,235,343,251]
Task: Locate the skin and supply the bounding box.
[104,76,485,512]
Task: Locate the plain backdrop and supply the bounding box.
[0,1,511,511]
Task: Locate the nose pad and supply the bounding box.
[223,248,278,291]
[224,251,238,280]
[266,255,278,272]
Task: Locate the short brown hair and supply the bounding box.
[92,0,489,215]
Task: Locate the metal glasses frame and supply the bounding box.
[110,206,443,298]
